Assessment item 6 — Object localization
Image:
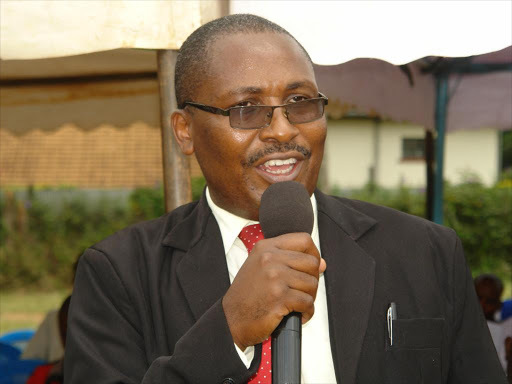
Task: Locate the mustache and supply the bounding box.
[243,142,311,168]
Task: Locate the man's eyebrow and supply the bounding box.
[226,86,263,97]
[285,81,315,91]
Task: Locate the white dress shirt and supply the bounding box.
[206,188,337,383]
[487,317,512,372]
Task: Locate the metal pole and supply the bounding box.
[157,50,192,212]
[433,75,448,224]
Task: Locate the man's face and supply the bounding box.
[476,283,502,321]
[178,32,326,220]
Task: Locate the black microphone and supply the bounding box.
[259,181,314,384]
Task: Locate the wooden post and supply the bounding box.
[157,50,191,213]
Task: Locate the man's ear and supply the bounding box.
[171,110,194,155]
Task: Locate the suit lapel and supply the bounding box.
[163,195,231,321]
[316,191,377,384]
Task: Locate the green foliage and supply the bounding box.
[444,181,512,272]
[191,177,207,200]
[0,178,207,290]
[332,181,512,281]
[0,190,134,290]
[129,187,165,221]
[129,177,206,221]
[336,184,426,218]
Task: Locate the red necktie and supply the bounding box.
[238,224,272,384]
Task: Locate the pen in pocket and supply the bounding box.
[387,302,397,346]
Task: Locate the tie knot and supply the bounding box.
[238,224,264,253]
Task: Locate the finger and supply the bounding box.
[281,251,321,277]
[267,233,321,260]
[279,268,319,299]
[319,258,327,274]
[279,289,315,323]
[256,248,320,277]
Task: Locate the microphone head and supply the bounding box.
[259,181,314,238]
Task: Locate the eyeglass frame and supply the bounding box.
[181,92,329,129]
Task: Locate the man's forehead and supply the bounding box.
[200,32,316,101]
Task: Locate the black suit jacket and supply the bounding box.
[64,190,506,383]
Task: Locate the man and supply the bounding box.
[475,273,504,322]
[64,14,506,384]
[475,274,512,377]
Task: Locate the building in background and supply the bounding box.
[324,119,502,190]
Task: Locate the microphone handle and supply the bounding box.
[271,311,301,384]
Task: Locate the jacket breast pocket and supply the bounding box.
[385,318,445,384]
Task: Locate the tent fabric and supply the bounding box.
[0,78,160,134]
[0,49,157,80]
[0,0,226,60]
[231,1,512,65]
[316,46,512,132]
[2,1,510,64]
[0,1,510,134]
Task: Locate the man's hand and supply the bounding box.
[222,233,326,351]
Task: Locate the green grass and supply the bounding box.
[0,290,69,334]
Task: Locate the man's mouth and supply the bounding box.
[244,143,311,168]
[259,158,297,175]
[243,143,310,183]
[255,156,302,182]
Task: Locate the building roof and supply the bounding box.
[0,123,202,188]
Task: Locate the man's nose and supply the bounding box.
[258,106,299,143]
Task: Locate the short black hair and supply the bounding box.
[174,14,313,108]
[474,273,504,295]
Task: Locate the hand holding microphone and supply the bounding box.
[222,181,325,382]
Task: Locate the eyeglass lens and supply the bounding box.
[229,98,325,129]
[287,99,325,124]
[230,106,268,130]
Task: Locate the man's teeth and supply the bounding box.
[263,158,297,167]
[262,158,297,174]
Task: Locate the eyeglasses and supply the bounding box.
[182,93,328,130]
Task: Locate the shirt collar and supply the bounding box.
[206,186,319,255]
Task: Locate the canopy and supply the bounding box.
[2,1,510,64]
[1,0,510,219]
[0,0,228,211]
[231,1,512,65]
[0,0,227,60]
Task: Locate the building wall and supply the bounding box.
[323,119,499,190]
[376,122,426,188]
[323,120,375,189]
[444,128,499,185]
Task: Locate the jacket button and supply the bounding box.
[222,379,235,384]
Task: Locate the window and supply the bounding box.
[402,138,425,160]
